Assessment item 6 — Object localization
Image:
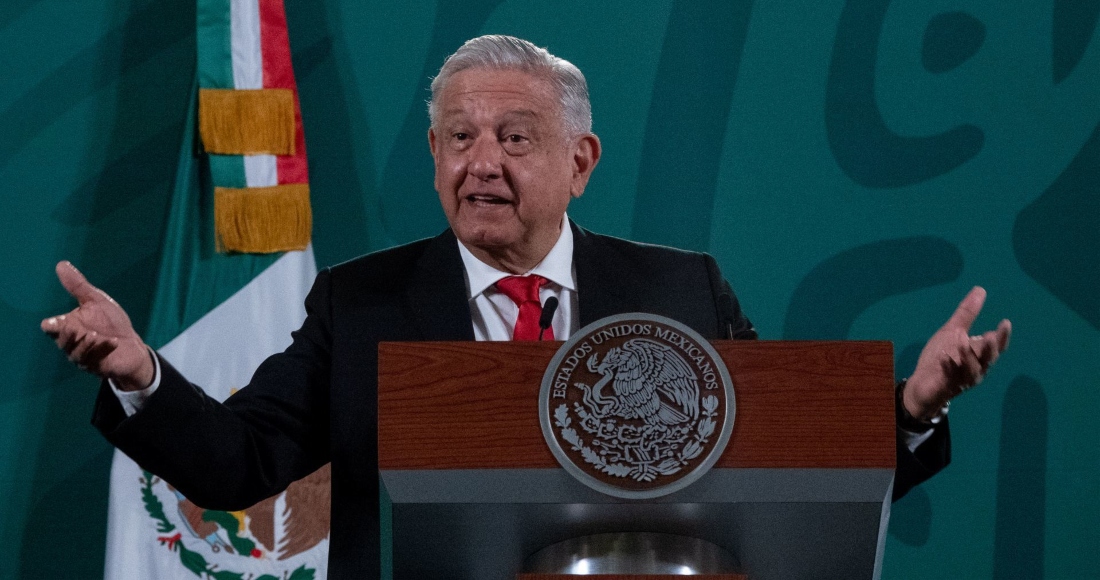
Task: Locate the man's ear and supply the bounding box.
[428,128,442,192]
[570,133,601,199]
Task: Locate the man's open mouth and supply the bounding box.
[467,194,511,205]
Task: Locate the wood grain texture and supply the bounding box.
[378,341,895,470]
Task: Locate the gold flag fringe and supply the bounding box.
[199,88,296,155]
[215,184,312,253]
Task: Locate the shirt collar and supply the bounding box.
[457,217,576,300]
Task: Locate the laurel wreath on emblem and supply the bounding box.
[140,471,317,580]
[554,394,719,482]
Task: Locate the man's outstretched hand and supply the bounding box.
[904,286,1012,421]
[41,261,154,391]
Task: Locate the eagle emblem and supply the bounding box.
[540,314,734,499]
[578,338,701,427]
[138,464,330,578]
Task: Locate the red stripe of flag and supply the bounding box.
[259,0,309,185]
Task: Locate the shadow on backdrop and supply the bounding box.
[377,0,505,244]
[0,0,44,30]
[992,375,1048,579]
[920,11,984,74]
[630,0,753,252]
[826,0,984,188]
[783,237,962,340]
[17,0,195,577]
[1052,0,1100,83]
[1013,122,1100,330]
[286,1,375,266]
[0,0,190,170]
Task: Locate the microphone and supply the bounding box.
[538,296,559,341]
[718,293,735,339]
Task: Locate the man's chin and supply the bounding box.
[454,227,516,253]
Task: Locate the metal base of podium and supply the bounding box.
[383,467,892,580]
[522,532,738,575]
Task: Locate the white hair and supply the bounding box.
[428,35,592,136]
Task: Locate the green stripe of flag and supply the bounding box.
[196,0,234,89]
[208,154,247,189]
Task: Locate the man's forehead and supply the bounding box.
[438,106,542,123]
[441,68,556,105]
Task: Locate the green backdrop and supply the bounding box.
[1,0,1096,578]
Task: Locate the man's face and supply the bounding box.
[429,67,598,271]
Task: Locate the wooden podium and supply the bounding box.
[378,340,896,580]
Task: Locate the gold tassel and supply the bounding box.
[199,88,296,155]
[215,184,312,253]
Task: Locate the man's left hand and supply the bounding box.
[904,286,1012,421]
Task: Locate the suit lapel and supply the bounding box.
[405,229,476,341]
[406,222,640,339]
[571,221,642,326]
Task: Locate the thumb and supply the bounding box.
[56,261,107,305]
[944,286,986,332]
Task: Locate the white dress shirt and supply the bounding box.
[458,221,578,341]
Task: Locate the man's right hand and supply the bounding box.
[41,261,155,391]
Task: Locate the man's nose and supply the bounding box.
[467,137,503,181]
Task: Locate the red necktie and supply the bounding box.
[495,275,553,341]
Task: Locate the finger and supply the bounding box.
[56,261,108,306]
[53,315,80,352]
[83,337,119,368]
[69,330,107,364]
[940,359,970,397]
[61,327,86,357]
[964,356,984,385]
[944,286,986,332]
[944,328,968,367]
[996,319,1012,351]
[954,344,985,388]
[79,336,120,375]
[967,334,983,362]
[41,315,64,338]
[971,333,999,369]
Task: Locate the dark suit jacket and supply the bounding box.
[93,222,947,580]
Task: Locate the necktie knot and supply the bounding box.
[495,275,552,340]
[495,275,547,305]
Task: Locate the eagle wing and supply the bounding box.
[654,342,700,421]
[279,462,331,560]
[610,342,659,420]
[622,339,699,424]
[614,339,699,424]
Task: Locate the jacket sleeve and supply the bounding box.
[91,269,335,511]
[703,253,757,340]
[893,415,951,501]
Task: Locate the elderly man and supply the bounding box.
[43,35,1009,579]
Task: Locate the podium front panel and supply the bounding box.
[378,341,895,580]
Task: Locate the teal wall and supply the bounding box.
[2,0,1097,577]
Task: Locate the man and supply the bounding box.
[42,35,1010,579]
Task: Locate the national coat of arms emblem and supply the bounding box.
[136,463,330,579]
[539,313,735,498]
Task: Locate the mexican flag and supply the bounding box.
[102,0,329,578]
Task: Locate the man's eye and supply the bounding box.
[505,134,527,143]
[453,133,469,140]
